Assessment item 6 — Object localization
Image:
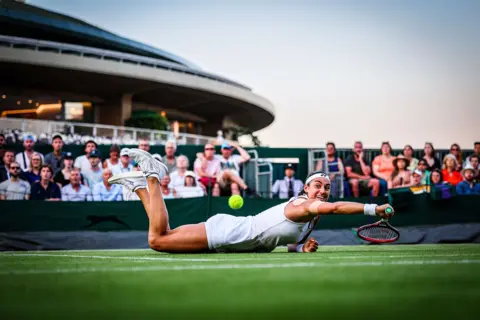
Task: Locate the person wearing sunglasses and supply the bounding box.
[0,161,31,200]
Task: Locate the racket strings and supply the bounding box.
[359,226,398,240]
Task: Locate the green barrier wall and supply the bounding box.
[1,195,479,232]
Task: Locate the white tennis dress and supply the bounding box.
[204,196,315,253]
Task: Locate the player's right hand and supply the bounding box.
[376,204,394,219]
[302,238,319,253]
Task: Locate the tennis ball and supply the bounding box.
[228,195,244,210]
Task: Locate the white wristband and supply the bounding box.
[296,244,304,252]
[364,204,377,216]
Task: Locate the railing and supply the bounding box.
[0,118,219,146]
[0,35,251,90]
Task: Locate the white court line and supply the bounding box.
[2,252,480,262]
[1,259,479,275]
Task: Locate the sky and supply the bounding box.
[29,0,480,149]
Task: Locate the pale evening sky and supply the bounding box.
[30,0,479,149]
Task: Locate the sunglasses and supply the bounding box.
[451,148,459,151]
[10,166,20,170]
[205,148,215,151]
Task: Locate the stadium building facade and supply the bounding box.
[0,0,275,136]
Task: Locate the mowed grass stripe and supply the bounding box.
[1,259,480,275]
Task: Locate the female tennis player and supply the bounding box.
[109,148,394,253]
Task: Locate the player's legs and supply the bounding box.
[128,149,209,253]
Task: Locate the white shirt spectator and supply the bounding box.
[61,184,92,201]
[194,157,221,177]
[92,182,123,201]
[74,155,91,172]
[175,186,205,198]
[272,177,304,199]
[111,163,133,175]
[83,167,103,190]
[169,170,189,189]
[15,151,44,172]
[0,179,31,200]
[216,154,243,173]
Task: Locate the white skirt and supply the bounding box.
[204,214,260,253]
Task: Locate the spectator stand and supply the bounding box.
[242,150,273,198]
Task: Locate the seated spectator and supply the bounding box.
[0,133,5,148]
[469,155,479,181]
[272,163,304,199]
[429,169,454,199]
[441,154,462,186]
[103,145,121,173]
[464,142,480,168]
[15,134,44,171]
[0,162,30,200]
[429,169,444,187]
[112,148,133,174]
[92,168,123,201]
[61,169,92,201]
[44,134,66,175]
[54,152,86,188]
[344,141,380,197]
[456,165,480,195]
[22,152,43,184]
[372,142,395,191]
[194,143,221,196]
[138,139,150,152]
[83,150,103,190]
[409,169,427,194]
[402,145,418,171]
[160,174,176,199]
[388,155,411,189]
[30,165,61,201]
[449,143,464,170]
[74,140,98,172]
[416,158,431,185]
[316,142,346,198]
[216,142,252,196]
[175,171,205,198]
[0,150,15,183]
[162,140,178,173]
[423,142,441,171]
[169,155,191,188]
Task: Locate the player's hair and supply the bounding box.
[297,170,328,197]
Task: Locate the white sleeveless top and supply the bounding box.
[206,195,317,253]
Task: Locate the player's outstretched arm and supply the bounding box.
[287,238,318,253]
[285,198,394,221]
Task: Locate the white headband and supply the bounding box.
[306,173,330,185]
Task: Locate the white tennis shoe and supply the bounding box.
[108,171,146,192]
[128,148,167,181]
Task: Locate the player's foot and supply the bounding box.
[108,171,146,192]
[128,148,167,181]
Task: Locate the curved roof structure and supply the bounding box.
[0,0,275,135]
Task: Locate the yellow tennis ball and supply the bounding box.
[228,195,244,210]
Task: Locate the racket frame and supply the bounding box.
[356,219,400,243]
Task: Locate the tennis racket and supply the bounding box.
[357,208,400,243]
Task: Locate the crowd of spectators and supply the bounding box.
[0,130,479,201]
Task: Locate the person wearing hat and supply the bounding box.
[388,154,412,189]
[74,140,98,172]
[175,170,205,198]
[15,134,44,172]
[112,148,134,175]
[272,163,304,199]
[44,134,66,175]
[455,165,480,195]
[53,152,86,188]
[409,169,427,194]
[216,142,252,196]
[82,150,103,191]
[441,153,462,186]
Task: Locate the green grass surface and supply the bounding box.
[1,244,480,320]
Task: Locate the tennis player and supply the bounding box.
[109,148,394,253]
